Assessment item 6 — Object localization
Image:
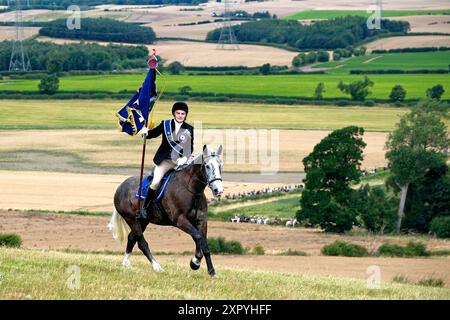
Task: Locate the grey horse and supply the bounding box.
[108,145,223,276]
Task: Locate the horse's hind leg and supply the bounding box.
[122,232,137,268]
[125,217,164,273]
[136,233,164,272]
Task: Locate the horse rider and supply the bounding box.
[138,101,194,218]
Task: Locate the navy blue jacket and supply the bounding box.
[146,119,194,165]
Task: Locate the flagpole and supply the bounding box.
[137,130,147,211]
[137,49,162,213]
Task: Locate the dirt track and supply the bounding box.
[0,210,449,286]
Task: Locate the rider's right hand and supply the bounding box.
[141,127,149,139]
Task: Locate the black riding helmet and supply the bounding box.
[172,101,189,116]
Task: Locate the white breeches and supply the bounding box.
[150,159,176,190]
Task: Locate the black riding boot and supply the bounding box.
[138,188,156,220]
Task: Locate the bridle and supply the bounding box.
[182,154,223,195]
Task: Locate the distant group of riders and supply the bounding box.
[216,184,304,203]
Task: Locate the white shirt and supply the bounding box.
[174,120,183,135]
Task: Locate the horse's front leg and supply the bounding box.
[175,215,215,276]
[190,215,209,270]
[190,234,203,271]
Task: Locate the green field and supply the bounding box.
[315,51,450,75]
[212,195,300,220]
[285,9,450,20]
[0,99,414,131]
[1,248,449,299]
[1,73,449,99]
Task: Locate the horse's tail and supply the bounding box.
[107,207,130,243]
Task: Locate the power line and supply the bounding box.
[217,0,239,50]
[9,0,31,72]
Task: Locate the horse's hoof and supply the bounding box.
[122,255,132,269]
[208,269,216,277]
[190,258,201,270]
[152,262,165,273]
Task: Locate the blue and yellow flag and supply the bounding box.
[116,67,157,135]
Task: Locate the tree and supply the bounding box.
[403,163,450,232]
[426,84,445,100]
[389,85,407,102]
[385,99,449,232]
[97,60,112,71]
[304,51,317,64]
[260,63,271,75]
[317,50,330,62]
[292,54,304,67]
[167,61,184,75]
[297,126,366,233]
[338,76,374,101]
[353,46,367,56]
[46,55,64,74]
[351,184,397,233]
[179,86,192,94]
[38,74,59,95]
[314,82,325,99]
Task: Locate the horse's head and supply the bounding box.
[202,144,224,198]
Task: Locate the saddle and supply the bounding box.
[135,168,175,204]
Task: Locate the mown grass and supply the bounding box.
[1,73,449,99]
[315,51,450,75]
[284,9,450,20]
[0,99,413,131]
[1,248,449,299]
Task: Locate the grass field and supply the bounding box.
[315,51,450,74]
[1,73,449,99]
[211,195,300,220]
[284,9,450,20]
[0,99,414,131]
[1,248,449,299]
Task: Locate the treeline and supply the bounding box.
[0,0,207,9]
[215,10,276,20]
[372,47,450,54]
[165,61,322,75]
[0,89,439,108]
[206,16,410,50]
[0,40,149,72]
[350,69,449,74]
[39,18,156,44]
